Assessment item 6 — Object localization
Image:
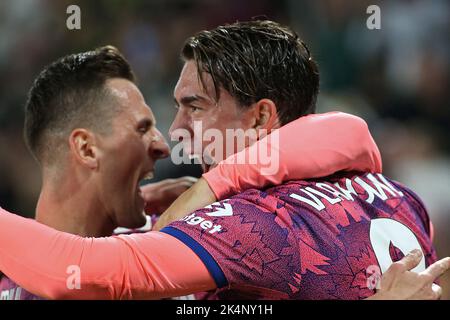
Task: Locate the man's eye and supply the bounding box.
[138,125,150,134]
[190,105,202,113]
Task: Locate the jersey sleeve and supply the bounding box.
[0,207,215,299]
[160,190,299,298]
[203,111,382,200]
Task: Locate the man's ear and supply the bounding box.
[252,99,280,131]
[68,129,99,170]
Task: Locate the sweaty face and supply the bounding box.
[96,78,169,228]
[170,61,256,172]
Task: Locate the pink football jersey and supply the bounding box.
[0,274,42,300]
[162,172,437,299]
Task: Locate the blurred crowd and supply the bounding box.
[0,0,449,297]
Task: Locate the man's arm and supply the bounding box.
[0,208,215,299]
[204,111,382,200]
[0,207,448,299]
[155,112,382,230]
[154,178,214,230]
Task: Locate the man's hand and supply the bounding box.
[141,177,198,214]
[369,250,450,300]
[153,177,216,230]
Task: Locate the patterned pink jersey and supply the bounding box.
[0,274,42,300]
[162,172,437,299]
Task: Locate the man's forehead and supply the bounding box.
[106,78,141,101]
[106,78,154,120]
[174,61,216,102]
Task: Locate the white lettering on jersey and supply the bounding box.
[205,201,233,217]
[333,179,358,201]
[305,186,342,205]
[181,213,223,234]
[354,173,402,204]
[0,287,22,300]
[0,289,9,300]
[290,189,326,211]
[289,174,404,211]
[14,287,21,300]
[376,174,404,197]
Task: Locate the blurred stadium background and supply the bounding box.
[0,0,448,298]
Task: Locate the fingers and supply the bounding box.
[431,283,443,300]
[419,257,450,285]
[156,176,198,188]
[380,250,423,289]
[178,176,198,184]
[395,249,423,272]
[159,177,197,192]
[167,176,198,184]
[173,176,198,188]
[141,177,198,193]
[142,176,199,214]
[401,249,423,271]
[405,257,449,299]
[410,283,442,300]
[375,252,449,300]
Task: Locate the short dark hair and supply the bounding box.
[24,45,135,165]
[181,20,319,125]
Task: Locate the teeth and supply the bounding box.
[143,172,154,180]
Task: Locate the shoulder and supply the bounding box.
[113,215,153,235]
[162,187,292,240]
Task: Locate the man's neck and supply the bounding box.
[35,178,115,237]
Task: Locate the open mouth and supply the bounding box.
[137,170,154,199]
[140,171,154,183]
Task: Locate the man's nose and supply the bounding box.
[149,128,170,160]
[169,110,190,141]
